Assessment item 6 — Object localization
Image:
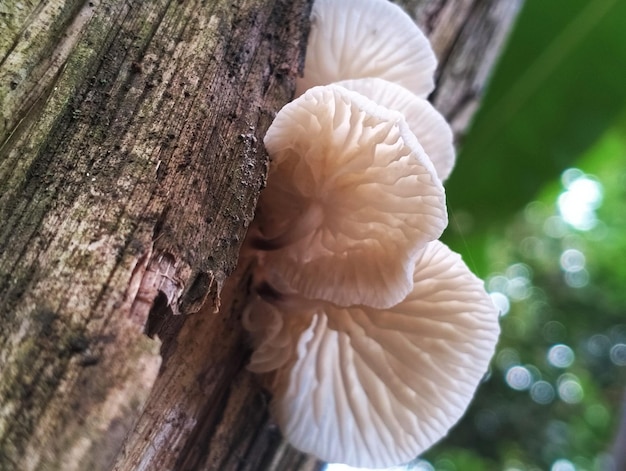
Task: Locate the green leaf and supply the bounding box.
[443,0,626,275]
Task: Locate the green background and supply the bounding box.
[434,0,626,469]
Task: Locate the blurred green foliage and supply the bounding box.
[428,123,626,470]
[443,0,626,277]
[430,0,626,469]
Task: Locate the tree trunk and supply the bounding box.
[0,1,521,470]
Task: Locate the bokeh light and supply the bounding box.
[507,276,532,301]
[547,344,575,368]
[557,374,584,404]
[544,215,568,238]
[557,170,603,231]
[551,458,576,471]
[411,460,436,471]
[530,380,556,405]
[586,334,611,357]
[496,348,521,370]
[564,269,590,288]
[559,249,585,272]
[490,292,510,316]
[325,463,409,471]
[609,343,626,366]
[505,366,533,391]
[487,275,509,293]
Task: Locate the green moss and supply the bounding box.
[0,1,84,143]
[0,0,40,58]
[0,309,72,457]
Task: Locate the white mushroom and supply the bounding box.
[296,0,437,98]
[252,84,447,309]
[338,78,456,181]
[245,240,500,468]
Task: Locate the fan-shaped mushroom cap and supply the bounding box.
[255,84,447,309]
[296,0,437,98]
[338,78,456,181]
[245,241,500,468]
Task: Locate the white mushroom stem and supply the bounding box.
[249,202,324,251]
[244,240,501,468]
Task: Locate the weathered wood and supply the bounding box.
[400,0,523,136]
[0,0,521,470]
[0,0,312,469]
[112,262,322,471]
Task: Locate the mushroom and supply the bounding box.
[337,78,455,181]
[244,240,500,468]
[240,2,498,465]
[251,84,447,309]
[296,0,437,98]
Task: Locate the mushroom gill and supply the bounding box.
[338,78,456,182]
[296,0,438,98]
[251,84,447,310]
[244,241,500,468]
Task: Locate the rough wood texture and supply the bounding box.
[400,0,523,136]
[0,0,521,470]
[0,0,312,469]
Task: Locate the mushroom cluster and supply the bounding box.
[241,0,500,468]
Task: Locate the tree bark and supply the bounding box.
[0,1,521,470]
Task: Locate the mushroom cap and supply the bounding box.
[296,0,437,98]
[338,78,456,181]
[257,84,447,309]
[246,240,500,468]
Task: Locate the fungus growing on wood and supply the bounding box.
[251,84,447,309]
[337,78,456,181]
[296,0,437,97]
[240,0,500,466]
[244,241,500,468]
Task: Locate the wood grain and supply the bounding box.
[0,0,520,469]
